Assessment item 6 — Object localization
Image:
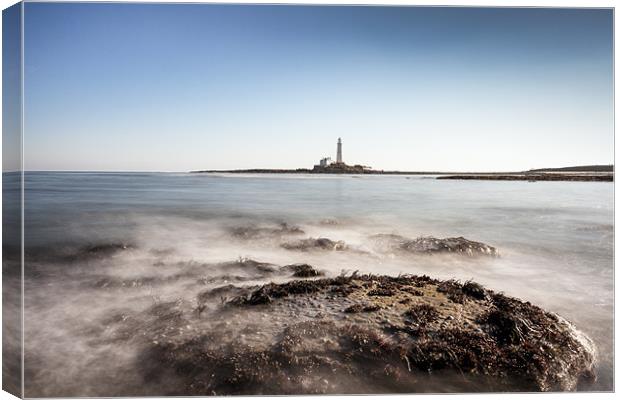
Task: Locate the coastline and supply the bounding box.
[191,168,457,175]
[437,173,613,182]
[191,169,613,182]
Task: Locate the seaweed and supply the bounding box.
[480,309,526,345]
[418,328,501,374]
[403,304,439,325]
[367,288,395,297]
[197,284,247,304]
[401,287,424,296]
[282,264,324,278]
[344,304,381,313]
[436,280,466,303]
[462,280,487,300]
[230,277,350,306]
[329,285,356,296]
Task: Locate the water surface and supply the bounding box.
[20,172,613,395]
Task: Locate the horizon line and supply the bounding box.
[5,163,614,175]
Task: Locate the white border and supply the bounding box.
[0,1,615,400]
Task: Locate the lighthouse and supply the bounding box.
[336,137,343,164]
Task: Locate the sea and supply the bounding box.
[5,171,614,395]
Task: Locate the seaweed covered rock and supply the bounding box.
[132,274,595,394]
[229,223,304,239]
[402,237,498,256]
[281,263,325,278]
[372,234,498,257]
[281,237,347,251]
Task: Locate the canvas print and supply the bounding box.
[2,2,614,397]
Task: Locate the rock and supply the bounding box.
[83,243,133,255]
[136,273,596,394]
[371,234,498,257]
[281,238,347,251]
[219,258,279,274]
[85,265,594,394]
[281,264,325,278]
[343,304,381,313]
[197,284,247,304]
[229,223,304,239]
[49,242,136,263]
[401,236,498,257]
[201,258,279,283]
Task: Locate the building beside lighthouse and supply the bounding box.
[318,157,332,167]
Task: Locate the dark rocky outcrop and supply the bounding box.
[129,273,596,394]
[372,234,498,257]
[401,237,498,256]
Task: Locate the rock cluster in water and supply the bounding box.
[226,222,498,258]
[371,234,499,257]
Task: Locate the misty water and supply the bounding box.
[18,172,613,395]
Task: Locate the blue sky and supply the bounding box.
[22,4,613,171]
[3,3,21,172]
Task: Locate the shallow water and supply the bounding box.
[17,172,613,395]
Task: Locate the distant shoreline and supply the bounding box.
[437,173,613,182]
[191,168,471,175]
[191,165,613,182]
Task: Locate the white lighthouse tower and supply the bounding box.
[336,137,343,164]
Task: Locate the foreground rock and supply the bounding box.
[372,234,498,257]
[135,273,595,394]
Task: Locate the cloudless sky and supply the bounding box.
[23,3,613,172]
[3,3,21,172]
